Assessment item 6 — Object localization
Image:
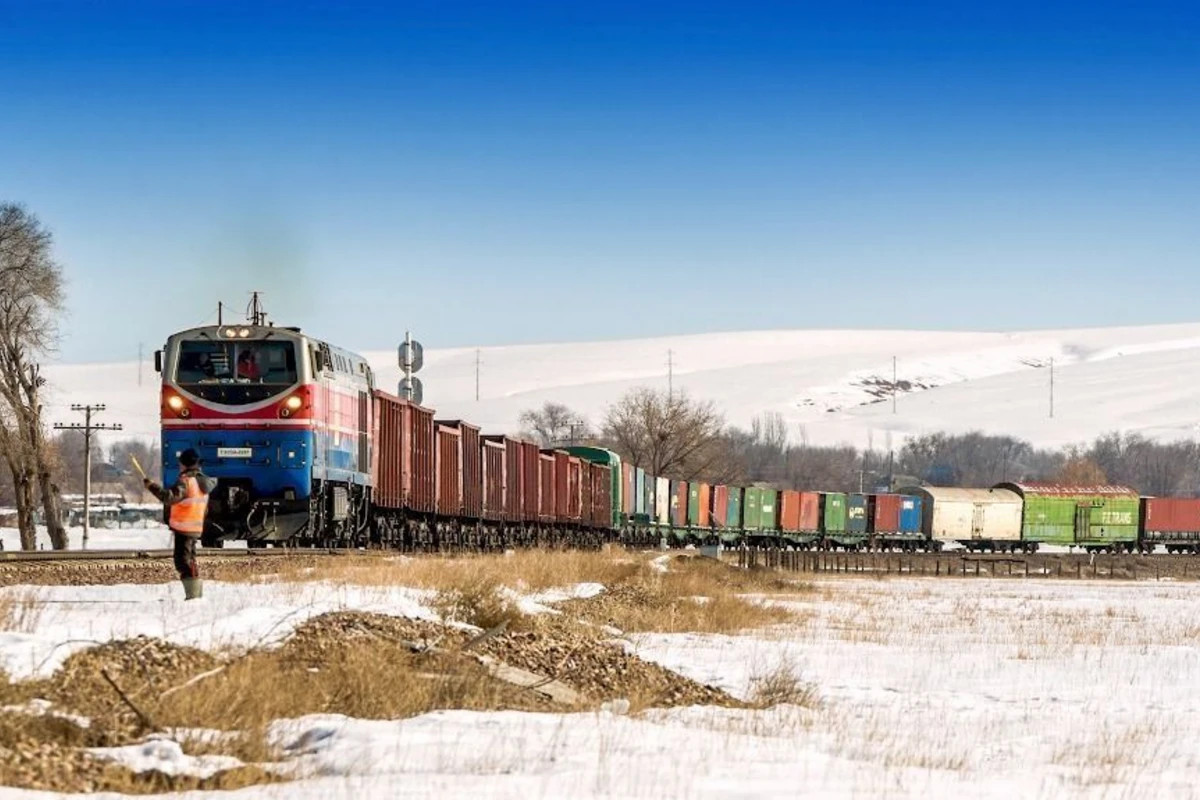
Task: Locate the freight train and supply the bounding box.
[155,317,1200,554]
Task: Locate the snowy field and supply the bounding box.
[42,322,1200,450]
[3,574,1200,798]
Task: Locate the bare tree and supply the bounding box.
[602,387,726,480]
[518,401,591,447]
[0,203,67,549]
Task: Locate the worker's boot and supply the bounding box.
[182,578,203,600]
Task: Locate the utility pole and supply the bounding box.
[892,356,897,414]
[1049,358,1055,419]
[475,349,481,402]
[54,404,122,550]
[247,291,266,326]
[667,349,674,399]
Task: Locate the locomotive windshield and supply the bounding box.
[174,340,299,405]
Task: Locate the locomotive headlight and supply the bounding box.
[239,328,251,338]
[167,396,184,411]
[223,328,238,338]
[285,396,303,411]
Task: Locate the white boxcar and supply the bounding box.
[655,477,671,525]
[900,487,1024,550]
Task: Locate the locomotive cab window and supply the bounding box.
[174,340,299,405]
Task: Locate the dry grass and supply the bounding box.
[0,588,45,633]
[747,662,819,709]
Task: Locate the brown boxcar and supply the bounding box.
[580,462,594,526]
[779,490,802,531]
[437,420,481,521]
[590,463,613,527]
[872,494,901,532]
[538,452,556,522]
[371,391,436,513]
[482,438,506,521]
[435,423,463,517]
[566,455,583,521]
[798,492,822,531]
[711,485,729,528]
[483,435,522,522]
[520,440,541,522]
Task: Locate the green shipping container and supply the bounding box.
[743,487,765,530]
[996,483,1139,548]
[761,489,778,530]
[688,484,701,527]
[822,493,847,533]
[726,487,743,528]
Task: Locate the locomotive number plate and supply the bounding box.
[217,447,253,459]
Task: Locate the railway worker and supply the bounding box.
[143,448,216,601]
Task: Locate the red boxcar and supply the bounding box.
[588,462,612,527]
[580,462,594,526]
[798,492,821,531]
[371,391,435,513]
[483,435,522,522]
[437,420,481,521]
[435,423,463,517]
[520,440,541,522]
[566,455,583,521]
[872,494,902,533]
[538,452,556,522]
[482,438,506,521]
[711,486,729,528]
[779,490,802,531]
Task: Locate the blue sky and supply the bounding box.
[2,0,1198,363]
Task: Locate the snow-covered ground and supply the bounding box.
[3,576,1200,798]
[42,323,1200,451]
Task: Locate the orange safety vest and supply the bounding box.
[169,475,210,536]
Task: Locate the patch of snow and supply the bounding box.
[0,698,91,729]
[87,739,244,779]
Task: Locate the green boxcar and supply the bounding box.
[562,446,622,528]
[996,482,1140,550]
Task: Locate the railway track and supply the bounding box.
[0,547,361,563]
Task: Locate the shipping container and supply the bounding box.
[538,452,556,522]
[711,485,729,528]
[898,496,922,534]
[996,482,1139,549]
[655,477,671,525]
[671,480,688,528]
[779,490,802,532]
[821,493,847,534]
[435,423,463,517]
[481,439,506,521]
[761,490,778,530]
[1142,497,1200,550]
[483,435,523,523]
[901,486,1023,549]
[726,487,743,528]
[437,420,481,520]
[643,473,655,520]
[634,468,647,516]
[687,483,713,527]
[743,487,766,530]
[620,463,634,517]
[872,494,902,533]
[798,492,821,532]
[847,494,869,535]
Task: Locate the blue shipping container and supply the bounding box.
[898,496,923,533]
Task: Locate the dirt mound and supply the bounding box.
[42,637,219,744]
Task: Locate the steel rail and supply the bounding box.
[0,547,364,563]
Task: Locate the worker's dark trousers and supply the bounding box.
[173,532,199,579]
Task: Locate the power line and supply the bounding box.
[54,404,123,550]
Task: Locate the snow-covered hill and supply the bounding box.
[41,323,1200,451]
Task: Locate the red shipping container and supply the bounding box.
[779,490,802,532]
[799,492,822,531]
[435,423,463,517]
[438,420,482,521]
[711,486,729,528]
[673,482,688,528]
[1143,497,1200,533]
[538,453,557,521]
[370,391,435,513]
[520,440,541,522]
[482,439,506,521]
[872,494,902,533]
[697,483,712,527]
